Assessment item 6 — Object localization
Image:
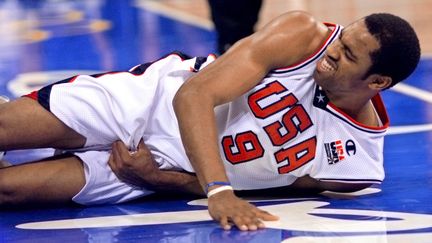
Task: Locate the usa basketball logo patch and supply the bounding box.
[324,139,346,164]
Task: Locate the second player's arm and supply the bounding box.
[108,140,203,196]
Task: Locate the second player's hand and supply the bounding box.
[108,140,159,187]
[207,189,279,231]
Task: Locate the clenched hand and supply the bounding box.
[108,140,159,188]
[108,140,203,195]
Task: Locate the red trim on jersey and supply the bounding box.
[24,90,38,100]
[274,22,339,71]
[371,94,390,128]
[327,94,389,131]
[69,76,78,83]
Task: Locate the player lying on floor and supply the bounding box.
[0,11,420,231]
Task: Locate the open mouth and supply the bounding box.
[318,57,336,72]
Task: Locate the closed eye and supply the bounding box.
[339,31,357,62]
[345,49,356,62]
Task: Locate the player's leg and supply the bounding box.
[0,95,9,161]
[0,97,86,151]
[0,153,85,206]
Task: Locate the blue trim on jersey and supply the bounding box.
[30,75,79,111]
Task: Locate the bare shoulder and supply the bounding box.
[175,12,333,105]
[246,11,331,69]
[262,11,321,31]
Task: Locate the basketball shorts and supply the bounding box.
[72,150,154,205]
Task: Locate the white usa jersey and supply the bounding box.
[214,23,389,190]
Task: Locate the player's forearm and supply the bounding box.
[173,84,230,192]
[147,170,204,196]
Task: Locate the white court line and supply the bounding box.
[387,80,432,134]
[388,124,432,135]
[392,83,432,103]
[388,82,432,134]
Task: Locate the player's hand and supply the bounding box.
[207,189,279,231]
[108,139,159,187]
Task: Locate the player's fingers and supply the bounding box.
[231,216,248,231]
[107,152,117,171]
[219,216,231,231]
[240,215,262,231]
[110,141,123,167]
[231,209,276,230]
[136,139,152,158]
[244,220,259,231]
[115,140,132,159]
[256,217,266,229]
[108,150,124,180]
[113,141,138,168]
[257,209,279,221]
[137,139,146,151]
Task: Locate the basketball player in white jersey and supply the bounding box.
[0,11,420,231]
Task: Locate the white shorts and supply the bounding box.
[25,52,216,205]
[72,150,154,205]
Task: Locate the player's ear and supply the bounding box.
[368,74,392,91]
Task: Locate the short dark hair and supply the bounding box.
[364,13,421,88]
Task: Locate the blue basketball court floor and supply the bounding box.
[1,0,432,242]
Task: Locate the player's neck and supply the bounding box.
[328,92,379,126]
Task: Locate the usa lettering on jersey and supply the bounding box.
[221,80,316,174]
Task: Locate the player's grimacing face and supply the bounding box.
[313,20,380,94]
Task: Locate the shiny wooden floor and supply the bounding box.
[147,0,432,55]
[0,1,431,242]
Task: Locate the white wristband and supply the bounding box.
[206,185,233,198]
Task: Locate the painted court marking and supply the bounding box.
[16,200,432,242]
[388,82,432,134]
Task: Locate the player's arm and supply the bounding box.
[289,175,373,192]
[173,11,331,231]
[236,176,373,197]
[108,140,204,196]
